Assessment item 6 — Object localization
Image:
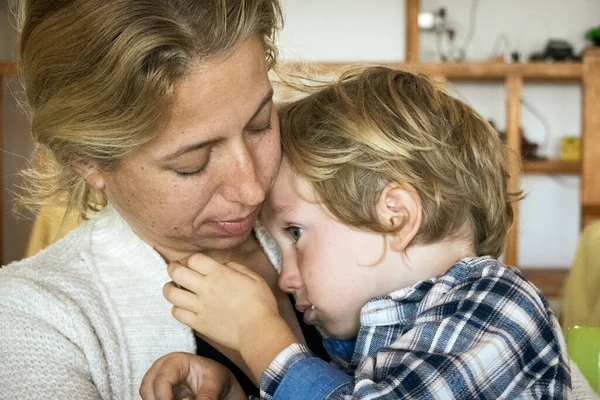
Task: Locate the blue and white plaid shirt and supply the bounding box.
[260,257,571,399]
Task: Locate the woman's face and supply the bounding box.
[100,38,281,262]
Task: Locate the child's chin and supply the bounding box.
[320,325,358,340]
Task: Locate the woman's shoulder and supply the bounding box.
[0,219,127,399]
[0,221,98,303]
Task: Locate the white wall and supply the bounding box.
[278,0,600,268]
[278,0,406,62]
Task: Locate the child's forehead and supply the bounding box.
[267,159,319,213]
[276,160,316,196]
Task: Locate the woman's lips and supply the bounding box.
[210,212,256,236]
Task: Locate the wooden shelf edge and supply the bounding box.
[281,61,584,82]
[523,160,581,175]
[0,62,20,76]
[582,204,600,227]
[520,268,569,299]
[414,62,583,81]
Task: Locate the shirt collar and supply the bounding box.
[359,256,490,327]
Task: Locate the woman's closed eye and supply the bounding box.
[246,121,272,135]
[174,163,208,177]
[171,151,211,177]
[284,225,304,244]
[175,168,205,177]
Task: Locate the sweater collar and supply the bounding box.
[89,204,169,282]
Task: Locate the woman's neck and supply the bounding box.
[155,232,260,266]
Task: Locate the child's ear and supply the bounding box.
[376,181,422,252]
[70,161,106,190]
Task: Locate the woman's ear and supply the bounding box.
[376,181,422,252]
[71,161,106,190]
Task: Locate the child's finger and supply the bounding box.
[167,262,208,294]
[163,282,203,312]
[171,306,198,327]
[223,261,260,280]
[187,253,222,275]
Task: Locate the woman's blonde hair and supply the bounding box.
[278,67,520,258]
[16,0,282,217]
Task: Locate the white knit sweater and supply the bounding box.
[0,204,281,400]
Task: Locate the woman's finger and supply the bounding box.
[140,356,168,400]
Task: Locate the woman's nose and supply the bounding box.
[222,143,266,207]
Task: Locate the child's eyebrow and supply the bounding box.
[272,204,294,217]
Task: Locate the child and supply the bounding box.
[147,67,571,399]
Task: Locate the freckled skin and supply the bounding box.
[100,38,281,263]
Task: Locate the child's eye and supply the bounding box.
[284,226,304,243]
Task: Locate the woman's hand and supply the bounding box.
[140,352,245,400]
[164,253,280,351]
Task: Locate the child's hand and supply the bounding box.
[139,352,245,400]
[164,253,281,352]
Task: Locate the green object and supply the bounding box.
[566,325,600,394]
[585,26,600,45]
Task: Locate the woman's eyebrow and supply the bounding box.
[249,89,274,121]
[163,138,220,161]
[163,90,274,162]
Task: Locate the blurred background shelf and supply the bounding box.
[520,268,570,298]
[0,61,19,76]
[523,160,582,175]
[412,62,583,82]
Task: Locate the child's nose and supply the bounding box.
[278,260,303,293]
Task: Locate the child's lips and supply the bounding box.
[295,304,312,313]
[303,307,316,325]
[296,304,317,324]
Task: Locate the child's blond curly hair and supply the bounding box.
[278,66,520,258]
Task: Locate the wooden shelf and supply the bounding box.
[523,160,581,175]
[412,62,583,82]
[284,61,584,83]
[520,268,569,299]
[0,62,19,76]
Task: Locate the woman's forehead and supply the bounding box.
[147,38,273,152]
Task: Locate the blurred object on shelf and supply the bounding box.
[560,137,581,161]
[530,39,581,62]
[585,26,600,46]
[418,11,439,31]
[489,120,545,161]
[422,1,480,62]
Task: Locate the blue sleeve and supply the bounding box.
[260,343,352,400]
[273,356,353,400]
